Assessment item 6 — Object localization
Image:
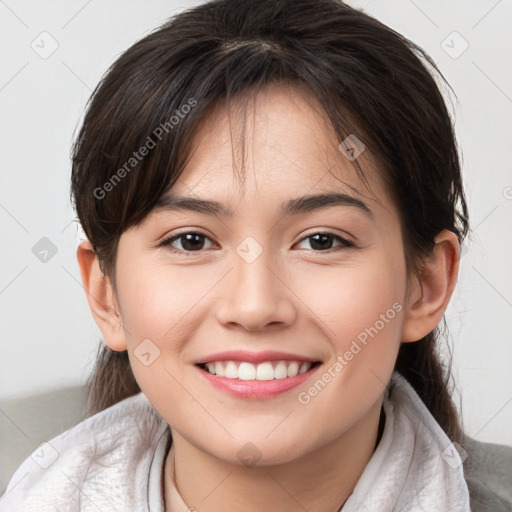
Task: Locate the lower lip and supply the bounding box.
[195,364,321,399]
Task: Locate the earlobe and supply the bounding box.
[76,240,128,352]
[401,230,460,343]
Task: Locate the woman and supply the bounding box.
[1,0,511,510]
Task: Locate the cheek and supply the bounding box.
[286,264,405,441]
[115,256,235,399]
[115,260,215,415]
[299,259,404,340]
[116,260,212,343]
[293,252,407,399]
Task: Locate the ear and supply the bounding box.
[76,240,127,351]
[401,229,460,343]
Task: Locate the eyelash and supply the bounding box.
[158,231,355,255]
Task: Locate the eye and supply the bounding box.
[295,232,354,252]
[159,232,215,253]
[159,230,354,255]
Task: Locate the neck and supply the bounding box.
[165,397,385,512]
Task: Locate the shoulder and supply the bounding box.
[0,392,169,511]
[463,435,512,512]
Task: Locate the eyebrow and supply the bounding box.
[154,192,373,218]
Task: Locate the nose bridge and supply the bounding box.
[215,235,296,330]
[235,237,277,299]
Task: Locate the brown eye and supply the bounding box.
[160,232,215,253]
[296,232,354,252]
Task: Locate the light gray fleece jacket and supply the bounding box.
[0,372,511,511]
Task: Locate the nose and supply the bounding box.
[215,246,297,332]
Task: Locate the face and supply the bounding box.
[112,83,409,465]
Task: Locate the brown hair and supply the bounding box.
[71,0,469,444]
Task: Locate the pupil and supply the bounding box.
[310,234,332,251]
[182,233,203,251]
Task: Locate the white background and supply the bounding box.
[0,0,511,445]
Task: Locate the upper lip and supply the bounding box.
[195,350,320,365]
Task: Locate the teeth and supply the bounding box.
[287,361,299,377]
[299,362,310,374]
[215,361,225,377]
[238,362,256,380]
[225,361,238,379]
[202,360,313,380]
[256,362,274,381]
[274,361,288,379]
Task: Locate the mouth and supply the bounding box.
[197,360,322,380]
[194,358,322,399]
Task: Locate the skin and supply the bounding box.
[77,82,460,512]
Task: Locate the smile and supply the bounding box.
[195,356,322,399]
[199,360,317,380]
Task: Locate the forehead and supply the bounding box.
[171,83,390,213]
